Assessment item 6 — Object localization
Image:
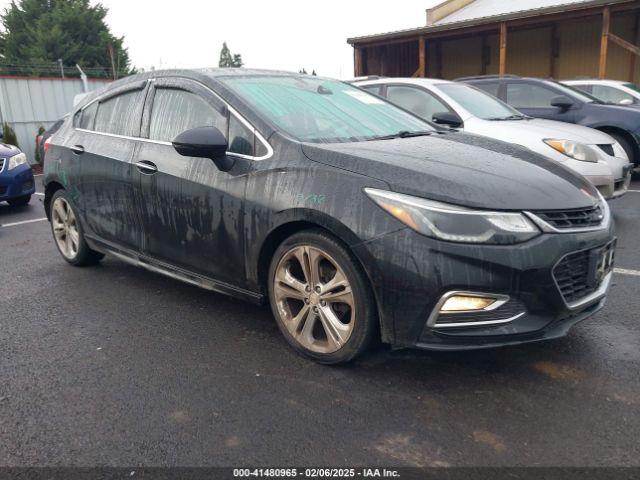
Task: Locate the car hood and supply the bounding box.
[467,117,615,145]
[0,143,20,157]
[302,132,599,211]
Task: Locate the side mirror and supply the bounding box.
[172,126,234,172]
[550,96,574,111]
[432,111,463,128]
[619,98,634,106]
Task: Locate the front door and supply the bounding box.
[133,78,255,285]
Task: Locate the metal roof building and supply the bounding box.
[347,0,640,82]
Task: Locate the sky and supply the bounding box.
[0,0,441,79]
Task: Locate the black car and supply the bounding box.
[459,75,640,167]
[43,69,615,364]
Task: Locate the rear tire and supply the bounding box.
[268,229,377,365]
[49,189,104,266]
[8,195,31,207]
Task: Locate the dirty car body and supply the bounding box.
[44,69,616,362]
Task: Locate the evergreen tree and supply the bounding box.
[219,42,243,68]
[0,0,132,78]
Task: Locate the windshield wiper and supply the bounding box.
[368,130,433,141]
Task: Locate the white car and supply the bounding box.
[563,79,640,107]
[354,78,632,199]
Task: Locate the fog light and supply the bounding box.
[440,295,497,312]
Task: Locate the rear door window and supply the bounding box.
[386,85,451,121]
[94,89,143,136]
[591,85,635,104]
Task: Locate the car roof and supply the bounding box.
[354,77,455,87]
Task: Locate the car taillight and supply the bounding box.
[44,136,53,153]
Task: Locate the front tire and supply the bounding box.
[8,195,31,207]
[49,190,104,266]
[268,229,377,365]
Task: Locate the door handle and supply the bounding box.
[70,145,85,155]
[135,160,158,175]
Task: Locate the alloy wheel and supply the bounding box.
[273,245,355,354]
[52,197,80,260]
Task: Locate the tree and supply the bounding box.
[0,0,133,78]
[218,42,243,68]
[2,123,19,148]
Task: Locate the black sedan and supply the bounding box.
[459,75,640,168]
[43,69,615,364]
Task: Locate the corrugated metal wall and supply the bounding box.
[0,77,110,163]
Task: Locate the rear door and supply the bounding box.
[133,77,260,285]
[505,81,577,122]
[70,82,147,251]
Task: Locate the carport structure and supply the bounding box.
[347,0,640,82]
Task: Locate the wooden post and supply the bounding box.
[599,6,610,79]
[354,47,364,77]
[418,36,427,78]
[499,22,508,76]
[630,12,640,82]
[550,24,558,78]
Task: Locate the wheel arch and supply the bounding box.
[44,181,65,221]
[594,126,639,164]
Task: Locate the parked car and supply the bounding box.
[35,117,66,165]
[354,77,631,199]
[44,69,615,364]
[562,79,640,107]
[459,75,640,168]
[0,143,35,206]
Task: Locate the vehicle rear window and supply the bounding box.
[149,88,226,143]
[221,76,433,143]
[94,90,142,136]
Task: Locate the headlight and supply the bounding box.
[8,152,28,170]
[365,188,540,245]
[544,139,599,162]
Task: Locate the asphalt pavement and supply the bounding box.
[0,176,639,467]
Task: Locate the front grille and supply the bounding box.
[597,144,614,156]
[0,158,5,172]
[532,205,604,229]
[553,242,615,304]
[434,298,526,328]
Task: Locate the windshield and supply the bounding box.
[546,80,599,103]
[623,83,640,94]
[221,76,434,143]
[436,83,524,120]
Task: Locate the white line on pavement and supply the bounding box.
[628,190,640,193]
[34,192,44,196]
[33,174,44,177]
[0,218,48,228]
[615,268,640,277]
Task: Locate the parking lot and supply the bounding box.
[0,175,639,467]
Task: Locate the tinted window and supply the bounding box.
[386,85,450,121]
[471,81,500,97]
[221,76,432,143]
[79,102,98,130]
[360,85,381,96]
[149,88,226,143]
[437,83,522,120]
[506,83,558,108]
[94,90,142,136]
[591,85,635,104]
[228,115,266,157]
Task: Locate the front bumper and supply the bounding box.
[0,163,35,201]
[353,224,615,350]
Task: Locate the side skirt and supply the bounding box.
[86,235,266,305]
